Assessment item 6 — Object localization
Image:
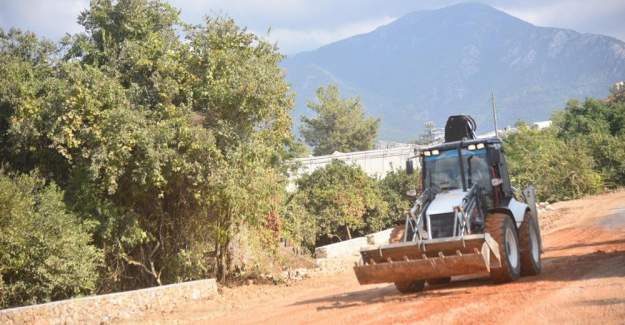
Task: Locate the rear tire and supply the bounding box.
[389,226,425,293]
[519,210,542,276]
[485,213,521,283]
[394,280,426,294]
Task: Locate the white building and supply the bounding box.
[288,145,420,191]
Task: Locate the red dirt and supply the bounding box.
[137,191,625,324]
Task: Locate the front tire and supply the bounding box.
[389,225,405,243]
[519,210,542,276]
[427,277,451,285]
[485,213,521,283]
[394,280,426,294]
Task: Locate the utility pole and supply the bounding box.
[491,92,499,138]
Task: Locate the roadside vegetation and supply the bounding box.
[0,0,294,307]
[505,85,625,201]
[0,171,100,307]
[0,0,624,309]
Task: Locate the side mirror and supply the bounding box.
[491,178,503,187]
[406,159,414,175]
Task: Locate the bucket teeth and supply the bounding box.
[354,234,501,285]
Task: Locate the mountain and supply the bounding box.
[282,3,625,141]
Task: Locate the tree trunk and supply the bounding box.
[215,219,232,283]
[216,241,227,282]
[346,225,352,240]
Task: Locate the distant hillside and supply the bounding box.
[282,3,625,141]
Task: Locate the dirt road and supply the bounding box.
[140,191,625,324]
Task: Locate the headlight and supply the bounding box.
[423,151,431,156]
[467,144,476,150]
[431,149,440,155]
[476,143,485,149]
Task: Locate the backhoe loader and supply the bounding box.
[353,115,542,293]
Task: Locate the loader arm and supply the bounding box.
[403,188,434,242]
[456,184,483,237]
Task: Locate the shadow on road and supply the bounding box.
[540,249,625,281]
[576,298,625,306]
[290,276,495,311]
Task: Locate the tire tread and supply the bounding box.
[485,213,521,283]
[519,211,542,276]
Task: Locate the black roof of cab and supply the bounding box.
[420,137,501,152]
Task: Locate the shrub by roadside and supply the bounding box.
[0,171,101,308]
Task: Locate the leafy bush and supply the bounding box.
[296,160,388,245]
[0,172,101,308]
[554,98,625,187]
[377,169,420,224]
[0,1,294,289]
[504,124,602,202]
[281,193,317,252]
[505,92,625,202]
[582,133,625,188]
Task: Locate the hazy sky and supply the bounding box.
[1,0,625,54]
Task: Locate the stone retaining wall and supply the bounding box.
[315,228,393,258]
[0,278,217,324]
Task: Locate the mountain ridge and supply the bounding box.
[282,2,625,141]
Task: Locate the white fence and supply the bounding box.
[292,144,417,177]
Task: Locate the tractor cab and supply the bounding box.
[414,137,513,238]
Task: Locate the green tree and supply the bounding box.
[553,98,625,187]
[184,16,295,281]
[0,0,295,290]
[504,124,602,202]
[301,85,379,156]
[378,169,420,223]
[281,193,316,251]
[64,0,190,112]
[186,17,294,153]
[0,171,101,308]
[0,28,56,170]
[582,133,625,188]
[296,160,388,244]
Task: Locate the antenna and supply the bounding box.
[491,92,499,138]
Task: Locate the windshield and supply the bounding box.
[423,148,491,193]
